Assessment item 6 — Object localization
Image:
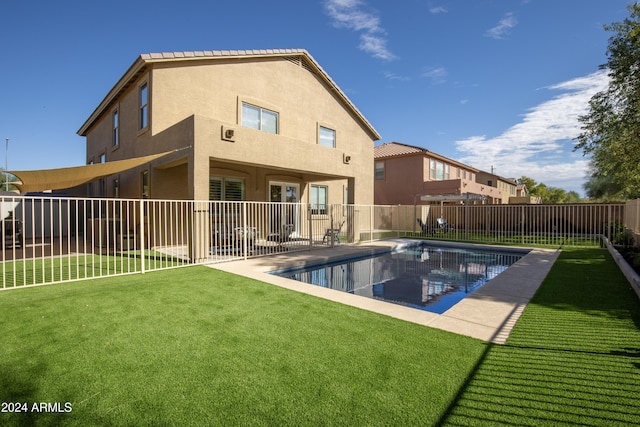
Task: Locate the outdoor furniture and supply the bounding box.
[323,220,344,244]
[437,217,453,232]
[234,226,258,252]
[267,224,294,244]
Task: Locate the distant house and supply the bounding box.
[374,142,503,205]
[476,171,541,204]
[476,171,518,204]
[77,49,380,208]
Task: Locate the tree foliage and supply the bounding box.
[517,176,582,204]
[575,3,640,200]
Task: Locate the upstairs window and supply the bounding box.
[436,162,444,180]
[375,161,385,180]
[319,126,336,148]
[112,110,119,147]
[242,103,278,134]
[430,159,446,180]
[139,83,149,130]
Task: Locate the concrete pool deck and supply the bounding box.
[210,239,560,344]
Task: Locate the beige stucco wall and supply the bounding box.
[84,56,374,203]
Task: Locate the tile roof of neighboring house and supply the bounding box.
[78,49,380,139]
[374,142,480,172]
[374,142,425,158]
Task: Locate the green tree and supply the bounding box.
[575,3,640,200]
[517,176,582,204]
[517,176,537,194]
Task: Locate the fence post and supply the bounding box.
[307,203,313,249]
[521,205,525,246]
[370,205,374,242]
[140,198,145,274]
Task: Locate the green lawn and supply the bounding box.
[1,250,185,288]
[0,247,639,426]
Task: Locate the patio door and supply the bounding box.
[269,182,300,237]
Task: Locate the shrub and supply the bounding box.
[614,229,636,247]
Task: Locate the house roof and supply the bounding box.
[374,142,425,158]
[374,142,479,172]
[77,49,381,140]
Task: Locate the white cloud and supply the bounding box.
[429,6,447,14]
[323,0,396,60]
[383,71,410,81]
[422,66,447,84]
[485,12,518,39]
[454,70,609,191]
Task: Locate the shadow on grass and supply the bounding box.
[436,247,640,425]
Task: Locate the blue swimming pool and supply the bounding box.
[270,242,527,314]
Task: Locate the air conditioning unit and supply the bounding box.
[343,153,351,164]
[221,126,235,142]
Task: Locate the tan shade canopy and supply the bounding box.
[8,151,176,193]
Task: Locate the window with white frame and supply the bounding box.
[139,83,149,130]
[430,159,436,179]
[112,110,119,147]
[319,126,336,148]
[241,102,278,134]
[445,164,450,180]
[375,161,385,180]
[209,177,245,201]
[310,185,328,215]
[436,162,444,180]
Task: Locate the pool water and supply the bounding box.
[271,243,526,314]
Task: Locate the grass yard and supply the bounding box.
[0,247,639,426]
[1,250,184,289]
[439,247,640,425]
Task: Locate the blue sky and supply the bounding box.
[0,0,633,195]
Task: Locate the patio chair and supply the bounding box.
[323,220,345,244]
[234,226,258,252]
[267,223,294,244]
[436,217,453,232]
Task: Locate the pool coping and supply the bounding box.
[209,239,560,344]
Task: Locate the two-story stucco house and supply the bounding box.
[77,49,380,209]
[374,142,502,205]
[475,171,518,204]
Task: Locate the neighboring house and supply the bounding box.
[77,49,380,208]
[476,171,518,204]
[374,142,503,205]
[511,184,542,204]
